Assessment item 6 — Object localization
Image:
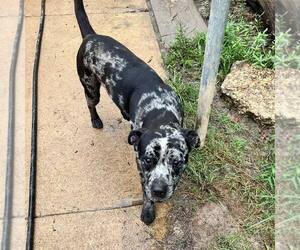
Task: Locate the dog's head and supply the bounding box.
[128,125,200,202]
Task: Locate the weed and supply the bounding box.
[274,26,300,69]
[213,233,252,250]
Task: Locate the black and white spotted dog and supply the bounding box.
[75,0,200,224]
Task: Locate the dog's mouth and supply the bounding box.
[152,196,171,203]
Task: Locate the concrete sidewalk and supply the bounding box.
[25,0,170,248]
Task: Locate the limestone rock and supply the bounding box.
[221,61,275,125]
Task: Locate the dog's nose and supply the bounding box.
[152,181,168,198]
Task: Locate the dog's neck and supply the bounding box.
[140,109,181,131]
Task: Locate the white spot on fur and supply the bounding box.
[118,94,124,107]
[83,40,127,90]
[85,40,93,53]
[134,91,182,128]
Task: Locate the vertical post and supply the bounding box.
[195,0,230,148]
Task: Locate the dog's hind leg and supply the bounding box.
[80,71,103,129]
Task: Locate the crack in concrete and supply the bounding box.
[0,215,25,220]
[0,15,20,17]
[33,198,144,219]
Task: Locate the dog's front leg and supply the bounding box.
[136,157,156,225]
[141,194,155,225]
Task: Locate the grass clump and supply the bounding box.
[213,233,252,250]
[274,24,300,69]
[166,18,274,81]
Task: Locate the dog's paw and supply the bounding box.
[91,117,103,129]
[141,201,155,225]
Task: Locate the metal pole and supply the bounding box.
[195,0,230,148]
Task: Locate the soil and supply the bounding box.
[194,0,263,25]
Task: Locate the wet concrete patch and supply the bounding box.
[151,202,172,241]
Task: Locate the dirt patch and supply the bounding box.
[194,0,210,21]
[151,202,172,241]
[191,202,238,248]
[163,184,198,249]
[221,61,275,125]
[164,180,267,249]
[194,0,259,23]
[163,181,249,249]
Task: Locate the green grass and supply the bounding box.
[166,18,274,81]
[168,74,275,246]
[213,233,252,250]
[165,13,275,248]
[177,100,275,247]
[274,19,300,69]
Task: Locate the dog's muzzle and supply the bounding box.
[151,179,169,201]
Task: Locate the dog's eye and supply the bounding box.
[172,159,182,168]
[144,158,152,164]
[142,157,154,171]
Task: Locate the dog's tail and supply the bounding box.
[74,0,95,38]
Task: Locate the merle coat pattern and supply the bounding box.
[75,0,200,224]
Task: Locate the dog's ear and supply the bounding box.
[128,129,145,145]
[182,129,200,151]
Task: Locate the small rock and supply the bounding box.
[221,61,275,125]
[173,221,185,238]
